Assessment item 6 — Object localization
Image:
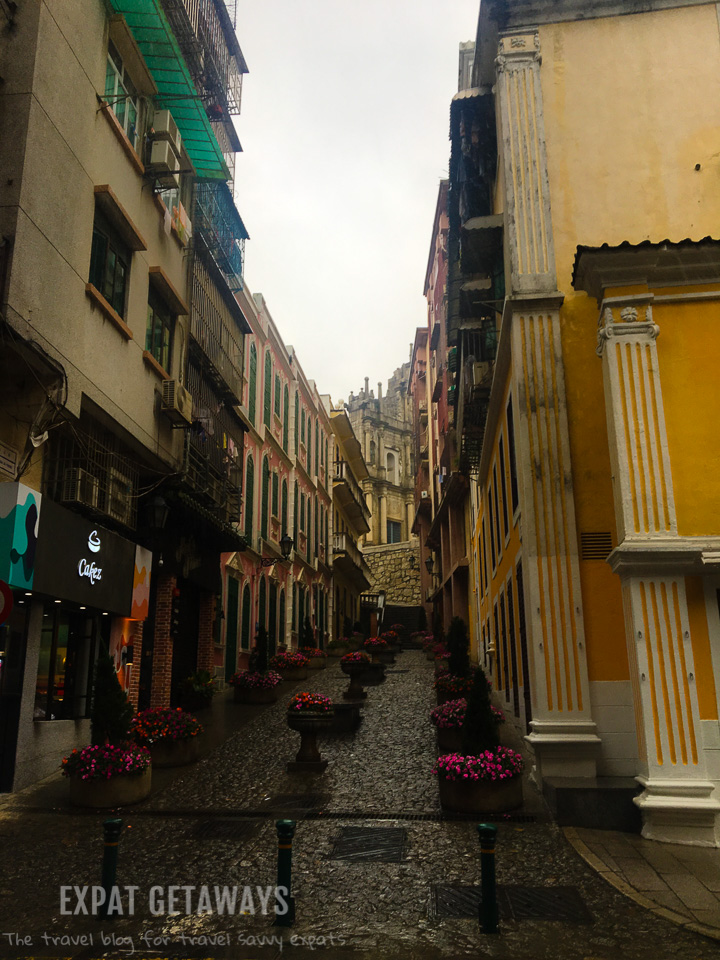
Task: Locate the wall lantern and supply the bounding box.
[259,533,294,568]
[424,555,434,574]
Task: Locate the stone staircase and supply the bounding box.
[382,604,426,647]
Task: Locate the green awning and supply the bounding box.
[108,0,230,180]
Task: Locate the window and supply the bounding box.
[387,519,402,544]
[34,605,100,721]
[506,397,519,514]
[248,344,257,426]
[105,41,140,149]
[293,481,298,544]
[283,385,289,450]
[281,479,288,533]
[244,455,254,542]
[499,436,509,540]
[315,421,319,475]
[386,451,396,484]
[89,210,130,318]
[271,471,279,518]
[294,392,299,455]
[261,457,270,540]
[264,352,272,426]
[145,286,173,372]
[274,374,281,418]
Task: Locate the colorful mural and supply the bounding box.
[0,483,41,590]
[131,545,152,620]
[109,617,132,693]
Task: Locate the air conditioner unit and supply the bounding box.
[106,467,132,525]
[148,141,180,189]
[161,380,193,426]
[473,361,492,386]
[152,109,182,157]
[62,468,99,508]
[421,490,429,499]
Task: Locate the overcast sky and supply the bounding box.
[232,0,479,404]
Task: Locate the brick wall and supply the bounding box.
[150,573,176,709]
[127,620,144,710]
[197,591,216,674]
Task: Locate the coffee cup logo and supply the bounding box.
[88,530,101,554]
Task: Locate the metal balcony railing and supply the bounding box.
[333,531,367,572]
[190,246,244,400]
[333,459,370,522]
[194,182,248,291]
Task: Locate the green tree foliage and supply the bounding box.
[461,665,500,755]
[447,616,470,678]
[91,648,133,745]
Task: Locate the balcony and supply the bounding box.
[189,242,247,401]
[333,459,371,535]
[194,181,249,292]
[332,533,370,588]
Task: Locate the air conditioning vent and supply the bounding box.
[62,468,99,508]
[421,490,429,499]
[580,531,613,561]
[148,141,180,189]
[151,109,182,157]
[161,380,193,426]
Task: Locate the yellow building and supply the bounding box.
[457,0,720,845]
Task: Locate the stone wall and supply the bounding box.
[363,541,421,605]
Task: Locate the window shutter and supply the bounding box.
[248,345,257,426]
[283,385,289,450]
[264,352,272,426]
[244,455,254,542]
[261,457,270,539]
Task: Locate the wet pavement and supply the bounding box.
[1,651,719,959]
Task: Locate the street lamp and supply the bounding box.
[424,554,434,574]
[258,534,294,568]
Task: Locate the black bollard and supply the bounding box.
[101,818,123,919]
[274,819,296,927]
[477,822,498,934]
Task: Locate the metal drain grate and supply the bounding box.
[190,819,262,842]
[330,826,407,862]
[430,884,593,923]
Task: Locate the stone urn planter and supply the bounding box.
[340,658,369,701]
[434,750,525,814]
[378,650,396,665]
[436,726,464,754]
[230,670,283,704]
[286,694,335,772]
[359,661,386,685]
[148,737,200,768]
[302,650,327,670]
[69,766,153,808]
[330,702,362,733]
[270,653,310,681]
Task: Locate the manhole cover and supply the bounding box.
[430,884,592,923]
[190,819,261,842]
[330,826,407,862]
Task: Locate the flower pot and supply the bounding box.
[286,713,334,772]
[434,660,450,675]
[436,726,464,754]
[148,738,200,769]
[359,662,386,685]
[438,774,523,814]
[279,667,308,681]
[233,686,279,704]
[340,661,369,701]
[379,651,396,665]
[306,656,326,671]
[69,766,152,808]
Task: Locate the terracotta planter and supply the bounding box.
[306,656,327,671]
[436,726,464,754]
[69,766,152,808]
[286,713,334,771]
[438,774,523,814]
[233,686,279,704]
[148,738,200,769]
[279,667,308,681]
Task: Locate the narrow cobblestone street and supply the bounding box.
[1,653,719,960]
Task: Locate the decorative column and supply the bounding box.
[406,500,414,540]
[497,29,598,779]
[379,495,388,545]
[598,299,720,845]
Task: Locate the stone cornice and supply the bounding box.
[608,537,720,577]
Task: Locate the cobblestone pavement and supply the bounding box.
[1,652,719,960]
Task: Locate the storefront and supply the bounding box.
[0,483,150,791]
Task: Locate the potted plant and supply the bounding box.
[434,646,451,675]
[433,748,524,813]
[364,636,388,663]
[423,637,437,661]
[176,670,216,711]
[447,616,471,678]
[434,671,473,705]
[326,638,350,660]
[286,692,334,772]
[270,651,310,681]
[300,647,327,670]
[340,651,371,701]
[229,669,283,704]
[62,743,152,808]
[430,697,504,755]
[390,623,407,648]
[62,649,151,808]
[130,707,203,768]
[380,629,400,655]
